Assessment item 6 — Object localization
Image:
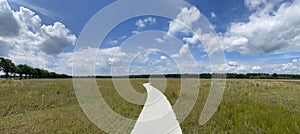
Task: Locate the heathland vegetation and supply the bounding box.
[1,58,300,133]
[0,79,299,133]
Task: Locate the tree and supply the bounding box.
[1,57,70,79]
[0,57,4,78]
[27,66,35,79]
[16,64,25,79]
[10,62,16,79]
[22,64,32,79]
[0,57,15,79]
[272,73,278,79]
[49,72,57,78]
[40,69,49,78]
[34,68,42,78]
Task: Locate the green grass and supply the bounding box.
[1,79,300,133]
[289,81,300,86]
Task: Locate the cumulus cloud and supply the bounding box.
[251,66,262,71]
[0,0,76,74]
[108,51,129,66]
[0,0,21,37]
[222,0,300,54]
[168,6,201,35]
[171,44,190,58]
[182,28,221,55]
[40,22,76,54]
[71,46,133,76]
[0,0,76,56]
[274,58,300,74]
[170,44,200,73]
[219,61,247,73]
[0,40,12,56]
[222,58,300,74]
[183,34,198,45]
[135,17,156,28]
[167,6,222,55]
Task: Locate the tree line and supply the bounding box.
[95,73,300,79]
[0,57,70,79]
[3,55,298,79]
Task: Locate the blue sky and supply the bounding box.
[1,0,300,75]
[7,0,250,37]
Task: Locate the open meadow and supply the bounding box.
[0,79,300,133]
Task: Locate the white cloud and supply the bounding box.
[183,34,198,45]
[135,17,156,28]
[222,36,249,53]
[224,58,300,74]
[210,12,216,18]
[196,30,221,55]
[127,49,181,74]
[40,22,76,54]
[251,66,262,71]
[132,30,140,35]
[108,40,118,45]
[171,44,189,58]
[0,0,21,37]
[155,38,165,43]
[0,0,76,74]
[134,49,158,64]
[167,7,221,55]
[292,59,298,63]
[276,59,300,74]
[205,57,300,74]
[16,7,41,32]
[168,6,201,35]
[0,0,76,55]
[107,35,127,46]
[160,56,167,60]
[222,0,300,55]
[71,47,131,76]
[183,29,222,55]
[0,40,12,56]
[244,0,267,10]
[170,44,200,73]
[228,61,240,66]
[108,51,129,65]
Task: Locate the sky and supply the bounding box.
[0,0,300,75]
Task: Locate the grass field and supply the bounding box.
[0,79,300,133]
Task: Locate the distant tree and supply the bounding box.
[22,64,31,79]
[272,73,278,79]
[34,68,41,78]
[0,57,4,78]
[1,57,71,79]
[10,63,16,79]
[40,69,49,78]
[16,64,25,79]
[49,72,57,78]
[0,57,15,79]
[27,66,35,79]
